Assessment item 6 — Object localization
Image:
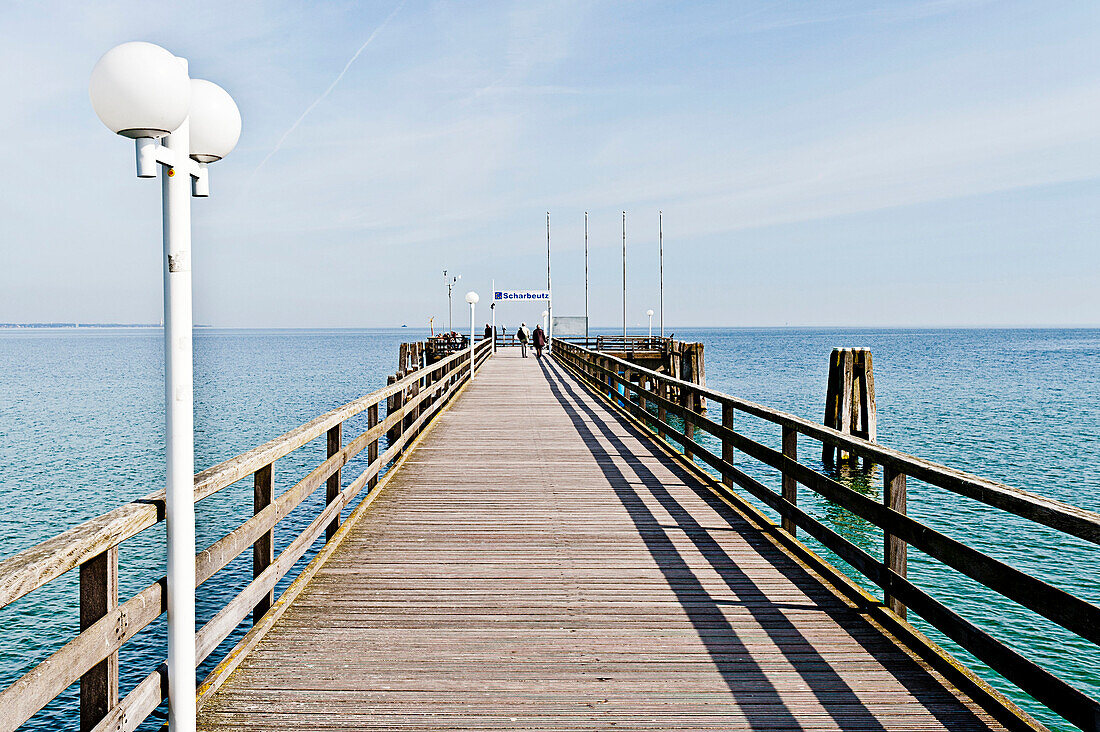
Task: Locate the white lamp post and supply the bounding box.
[91,41,240,732]
[542,309,549,332]
[466,291,479,379]
[647,309,654,338]
[445,271,461,333]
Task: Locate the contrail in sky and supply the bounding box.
[250,0,407,179]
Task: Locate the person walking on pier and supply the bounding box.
[484,323,492,342]
[532,324,546,358]
[517,322,530,357]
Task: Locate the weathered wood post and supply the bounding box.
[405,366,420,434]
[325,423,342,541]
[884,467,907,618]
[386,374,401,445]
[367,404,379,490]
[693,343,706,412]
[721,403,733,488]
[683,385,695,460]
[252,463,274,624]
[657,380,668,441]
[823,348,877,464]
[79,546,118,730]
[781,427,798,535]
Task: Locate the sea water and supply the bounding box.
[0,327,1096,730]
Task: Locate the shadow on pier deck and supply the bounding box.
[197,350,1002,731]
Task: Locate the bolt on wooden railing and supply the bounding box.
[0,337,492,732]
[553,339,1100,732]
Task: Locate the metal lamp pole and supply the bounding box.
[584,211,589,340]
[659,211,664,338]
[546,212,552,343]
[91,42,241,732]
[490,279,496,354]
[466,291,479,379]
[622,211,627,339]
[647,309,654,338]
[444,271,460,333]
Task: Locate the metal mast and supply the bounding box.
[584,211,589,339]
[546,211,552,341]
[622,211,627,339]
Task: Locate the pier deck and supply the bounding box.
[197,350,1003,731]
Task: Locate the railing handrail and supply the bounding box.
[553,339,1099,732]
[0,340,487,609]
[0,337,492,732]
[557,341,1100,545]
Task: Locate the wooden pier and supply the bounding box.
[1,341,1098,731]
[196,350,1006,730]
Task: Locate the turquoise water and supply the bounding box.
[0,327,1097,730]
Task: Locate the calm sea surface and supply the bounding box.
[0,327,1097,730]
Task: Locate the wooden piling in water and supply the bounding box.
[822,348,877,464]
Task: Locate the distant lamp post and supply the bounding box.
[91,41,240,732]
[647,309,654,338]
[542,309,549,332]
[466,291,479,379]
[444,271,461,333]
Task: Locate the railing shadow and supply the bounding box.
[540,356,991,731]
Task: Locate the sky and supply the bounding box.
[1,0,1099,328]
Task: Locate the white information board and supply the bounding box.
[552,316,587,337]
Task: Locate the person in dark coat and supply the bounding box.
[517,323,529,357]
[532,324,547,358]
[484,324,492,341]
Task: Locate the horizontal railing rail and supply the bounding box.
[553,340,1100,732]
[0,337,492,732]
[555,335,671,351]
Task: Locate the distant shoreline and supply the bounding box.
[2,324,1096,331]
[0,324,212,329]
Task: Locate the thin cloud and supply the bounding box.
[249,0,407,181]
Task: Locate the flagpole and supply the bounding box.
[622,211,627,340]
[546,211,552,342]
[584,211,589,341]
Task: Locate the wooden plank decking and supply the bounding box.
[197,349,1005,731]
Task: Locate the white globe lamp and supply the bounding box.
[188,79,242,162]
[89,42,190,138]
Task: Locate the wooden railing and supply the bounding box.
[553,340,1100,732]
[0,337,493,732]
[555,335,671,351]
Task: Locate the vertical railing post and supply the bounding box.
[884,466,907,618]
[781,426,798,535]
[389,372,405,447]
[252,463,274,623]
[80,546,118,731]
[325,423,342,541]
[721,403,733,488]
[683,388,695,461]
[386,375,397,445]
[657,379,667,441]
[367,403,379,490]
[407,366,420,434]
